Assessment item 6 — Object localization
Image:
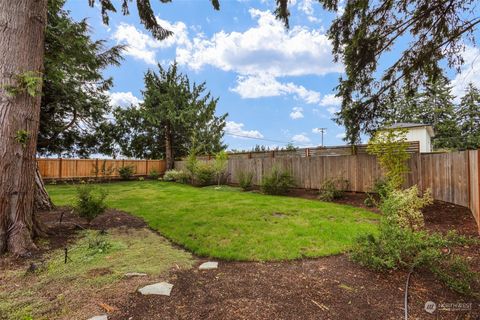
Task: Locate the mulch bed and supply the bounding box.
[2,193,480,319]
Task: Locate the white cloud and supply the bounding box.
[109,91,142,107]
[225,121,263,139]
[112,19,190,65]
[450,46,480,101]
[320,93,342,106]
[299,0,321,23]
[231,74,321,104]
[290,107,304,119]
[292,133,310,143]
[335,132,346,139]
[177,9,340,77]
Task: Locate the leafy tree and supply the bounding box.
[458,83,480,149]
[104,63,227,167]
[39,0,124,157]
[367,128,410,190]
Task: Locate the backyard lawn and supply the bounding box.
[47,181,379,261]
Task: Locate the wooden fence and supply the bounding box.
[37,158,166,179]
[175,149,480,232]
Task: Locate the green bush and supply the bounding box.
[118,165,135,180]
[261,167,295,195]
[149,169,160,179]
[163,169,189,183]
[318,178,349,201]
[351,184,478,296]
[237,171,254,191]
[380,185,432,231]
[373,178,390,199]
[74,185,108,222]
[194,162,216,186]
[351,222,478,296]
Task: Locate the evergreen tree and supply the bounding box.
[104,63,227,167]
[458,83,480,149]
[38,0,124,157]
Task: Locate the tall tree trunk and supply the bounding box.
[0,0,48,255]
[165,123,174,170]
[34,164,54,211]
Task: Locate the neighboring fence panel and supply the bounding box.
[175,149,480,231]
[37,158,166,179]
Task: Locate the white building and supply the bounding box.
[383,123,435,153]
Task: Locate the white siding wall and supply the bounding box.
[405,127,432,152]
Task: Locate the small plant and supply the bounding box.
[15,129,30,148]
[185,150,199,180]
[74,185,108,222]
[163,169,189,183]
[213,150,229,186]
[363,194,375,207]
[380,185,433,231]
[194,162,216,186]
[118,165,135,180]
[318,178,349,201]
[138,176,145,181]
[237,171,254,191]
[149,169,160,179]
[372,178,390,199]
[87,233,112,254]
[3,70,43,97]
[261,167,295,195]
[91,160,115,181]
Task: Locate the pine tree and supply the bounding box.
[458,83,480,149]
[103,63,227,166]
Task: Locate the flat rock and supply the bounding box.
[199,261,218,270]
[124,272,147,277]
[138,282,173,296]
[87,315,108,320]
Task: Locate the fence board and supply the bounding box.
[37,158,166,179]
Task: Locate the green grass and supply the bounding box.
[0,228,192,320]
[47,181,379,261]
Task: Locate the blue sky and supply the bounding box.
[65,0,480,151]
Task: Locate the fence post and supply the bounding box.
[145,159,149,176]
[271,150,275,158]
[95,158,99,179]
[58,158,62,179]
[477,149,480,233]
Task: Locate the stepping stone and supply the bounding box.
[87,315,107,320]
[138,282,173,296]
[199,261,218,270]
[124,272,147,277]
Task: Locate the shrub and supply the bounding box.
[237,171,254,191]
[138,176,145,181]
[380,185,433,231]
[118,165,135,180]
[149,169,160,179]
[373,178,390,200]
[318,178,349,201]
[351,222,479,296]
[261,167,295,195]
[351,184,478,296]
[74,185,108,222]
[194,162,216,186]
[163,169,189,183]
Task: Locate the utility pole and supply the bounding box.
[317,128,326,147]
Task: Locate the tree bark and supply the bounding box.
[165,123,174,170]
[0,0,48,255]
[34,164,54,212]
